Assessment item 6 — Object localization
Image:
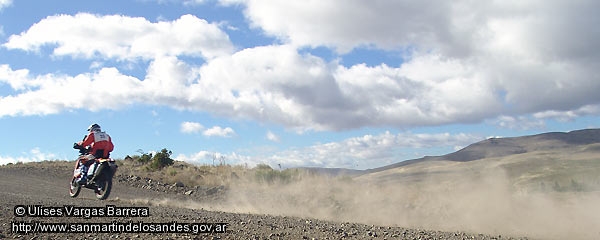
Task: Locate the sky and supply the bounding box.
[0,0,599,169]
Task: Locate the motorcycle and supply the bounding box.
[69,143,117,200]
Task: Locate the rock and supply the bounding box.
[184,190,193,195]
[206,186,221,195]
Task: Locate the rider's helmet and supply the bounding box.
[87,123,101,132]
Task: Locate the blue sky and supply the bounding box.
[1,0,599,169]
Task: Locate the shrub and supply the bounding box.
[254,164,298,184]
[570,179,585,192]
[137,153,152,164]
[255,163,273,171]
[149,148,174,170]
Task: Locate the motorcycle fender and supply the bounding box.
[97,161,117,179]
[108,161,118,174]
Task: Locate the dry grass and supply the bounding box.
[117,159,231,187]
[3,160,74,171]
[3,157,304,189]
[115,159,303,188]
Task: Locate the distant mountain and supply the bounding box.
[295,167,364,177]
[444,128,600,161]
[297,129,600,177]
[363,128,600,174]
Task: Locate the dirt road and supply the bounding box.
[0,164,526,239]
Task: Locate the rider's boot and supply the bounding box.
[77,165,89,184]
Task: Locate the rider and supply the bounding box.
[76,123,114,184]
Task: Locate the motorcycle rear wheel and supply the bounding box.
[95,179,112,200]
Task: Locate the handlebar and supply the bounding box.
[73,143,90,155]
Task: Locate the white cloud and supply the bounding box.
[0,148,57,165]
[174,150,213,164]
[266,131,279,142]
[175,131,482,169]
[225,1,600,60]
[220,0,453,54]
[489,104,600,130]
[183,0,207,6]
[203,126,235,137]
[0,65,143,116]
[3,41,598,130]
[264,131,481,169]
[0,0,11,10]
[2,1,600,131]
[218,0,600,122]
[180,121,204,134]
[0,64,31,90]
[3,13,233,60]
[0,56,201,117]
[188,45,501,131]
[189,44,341,130]
[490,115,546,131]
[533,105,600,122]
[175,151,253,166]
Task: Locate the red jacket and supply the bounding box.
[79,131,114,158]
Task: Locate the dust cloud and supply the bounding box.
[134,169,600,240]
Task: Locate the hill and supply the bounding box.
[295,167,363,176]
[347,129,600,240]
[356,128,600,193]
[363,128,600,174]
[442,128,600,162]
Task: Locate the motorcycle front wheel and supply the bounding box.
[69,178,81,198]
